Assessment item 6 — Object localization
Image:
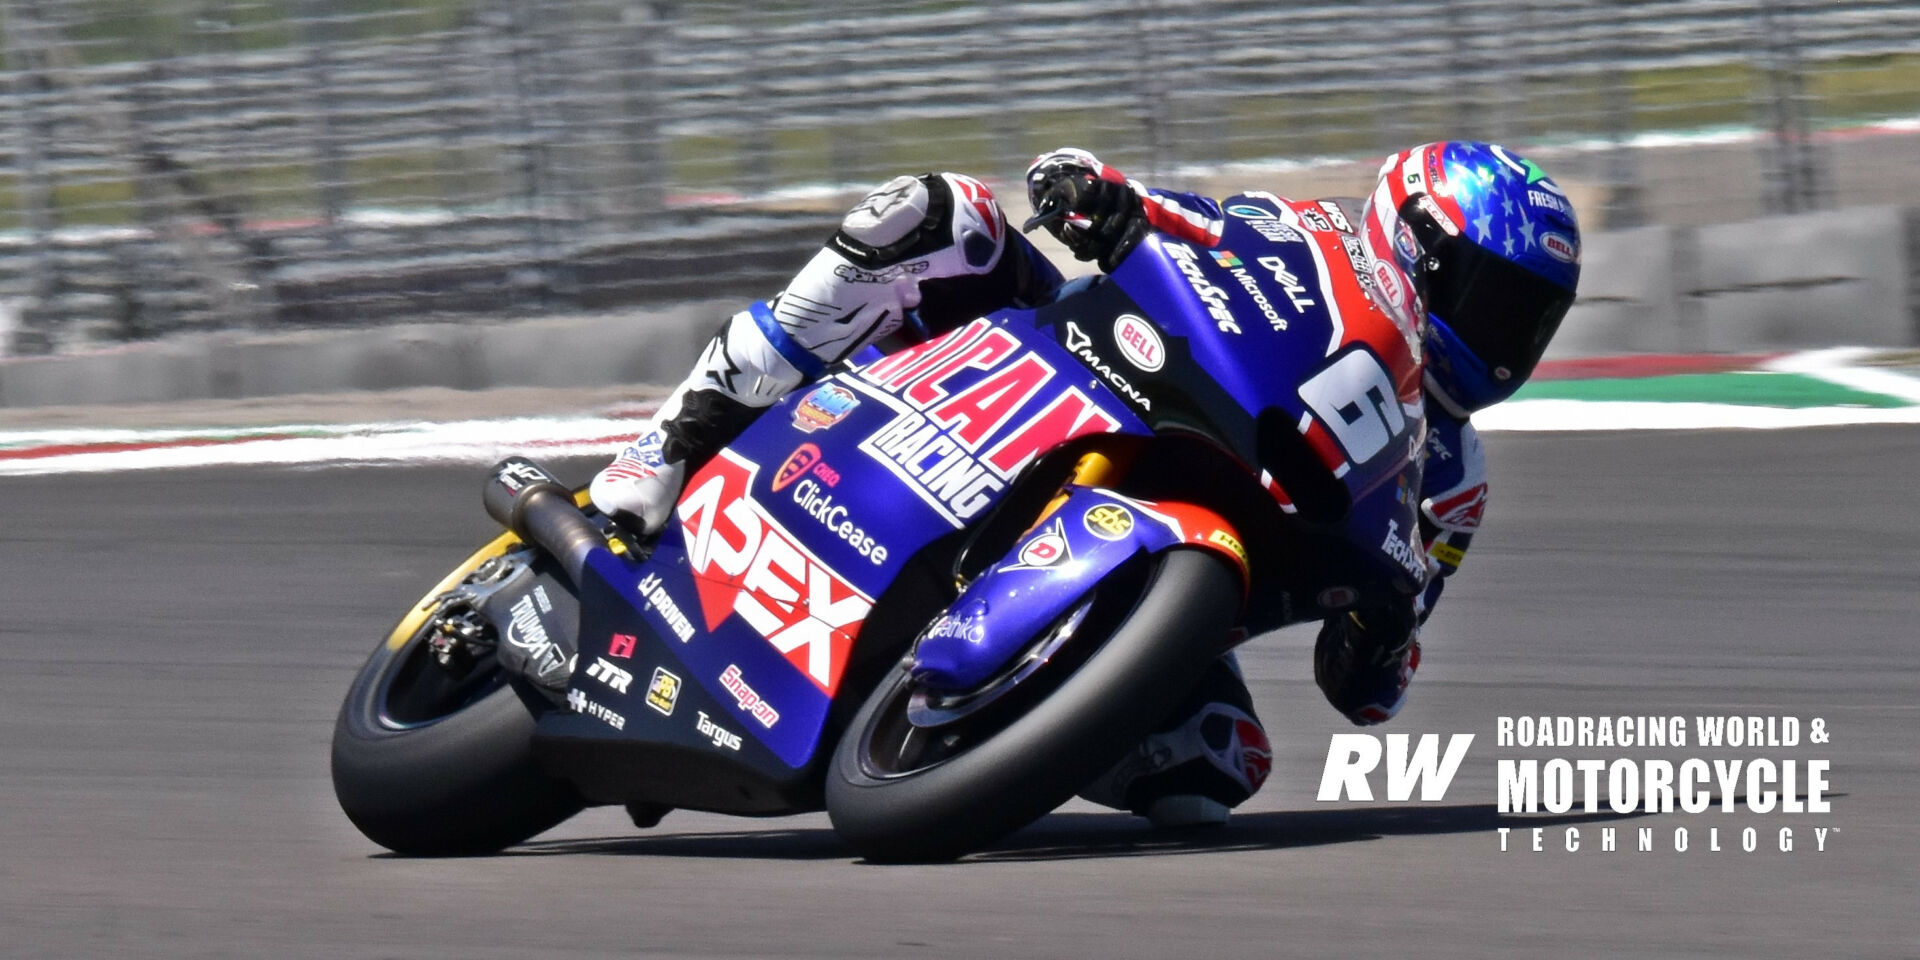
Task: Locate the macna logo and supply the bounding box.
[1317,733,1475,801]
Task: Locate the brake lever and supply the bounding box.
[1020,202,1068,234]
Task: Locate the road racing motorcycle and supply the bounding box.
[331,195,1431,862]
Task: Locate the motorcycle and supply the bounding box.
[331,195,1429,862]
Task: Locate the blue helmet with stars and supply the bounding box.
[1358,141,1581,413]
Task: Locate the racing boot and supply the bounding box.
[1314,600,1422,725]
[588,311,796,534]
[1078,654,1272,827]
[591,172,1022,534]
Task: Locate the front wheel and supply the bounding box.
[826,549,1242,862]
[331,538,585,856]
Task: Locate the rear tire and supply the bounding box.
[826,549,1241,862]
[331,542,584,857]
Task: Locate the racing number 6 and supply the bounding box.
[1298,349,1407,464]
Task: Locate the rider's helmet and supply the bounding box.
[1358,141,1581,414]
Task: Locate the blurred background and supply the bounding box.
[2,0,1918,360]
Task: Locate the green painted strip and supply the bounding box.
[1510,372,1911,409]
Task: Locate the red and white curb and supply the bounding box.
[2,349,1918,476]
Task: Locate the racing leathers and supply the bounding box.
[589,172,1061,534]
[588,153,1487,824]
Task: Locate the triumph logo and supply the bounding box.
[506,593,551,653]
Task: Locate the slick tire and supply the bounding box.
[332,634,584,857]
[826,549,1241,862]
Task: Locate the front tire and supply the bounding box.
[826,549,1241,862]
[331,539,584,856]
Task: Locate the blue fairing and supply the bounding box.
[1106,202,1427,593]
[548,208,1428,777]
[912,487,1188,692]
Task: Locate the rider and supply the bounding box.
[590,142,1582,826]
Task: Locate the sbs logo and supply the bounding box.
[1083,503,1135,540]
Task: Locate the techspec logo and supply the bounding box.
[677,450,872,695]
[854,319,1123,526]
[1162,241,1242,334]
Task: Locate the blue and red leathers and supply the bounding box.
[591,153,1487,822]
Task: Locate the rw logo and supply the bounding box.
[1317,733,1475,802]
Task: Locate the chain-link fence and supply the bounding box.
[5,0,1920,352]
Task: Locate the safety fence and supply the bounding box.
[4,0,1920,352]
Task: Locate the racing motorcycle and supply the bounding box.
[331,196,1429,862]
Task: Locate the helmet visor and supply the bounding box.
[1401,196,1574,384]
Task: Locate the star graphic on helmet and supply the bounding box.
[1502,224,1515,257]
[1519,215,1537,249]
[1473,213,1493,242]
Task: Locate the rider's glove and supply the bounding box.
[1313,598,1421,726]
[1024,149,1149,272]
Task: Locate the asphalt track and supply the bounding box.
[3,426,1916,959]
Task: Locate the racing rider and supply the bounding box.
[588,142,1583,826]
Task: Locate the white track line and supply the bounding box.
[1761,347,1920,405]
[8,354,1920,475]
[1475,399,1920,432]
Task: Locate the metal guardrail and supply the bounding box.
[3,0,1919,352]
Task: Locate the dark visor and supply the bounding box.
[1400,195,1574,383]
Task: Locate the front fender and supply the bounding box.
[910,487,1245,694]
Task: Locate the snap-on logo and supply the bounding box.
[1112,314,1165,373]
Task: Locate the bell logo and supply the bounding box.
[676,450,872,695]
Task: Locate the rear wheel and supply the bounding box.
[826,549,1241,862]
[331,538,584,856]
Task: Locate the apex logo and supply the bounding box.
[677,450,872,695]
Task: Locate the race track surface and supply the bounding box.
[3,427,1916,959]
